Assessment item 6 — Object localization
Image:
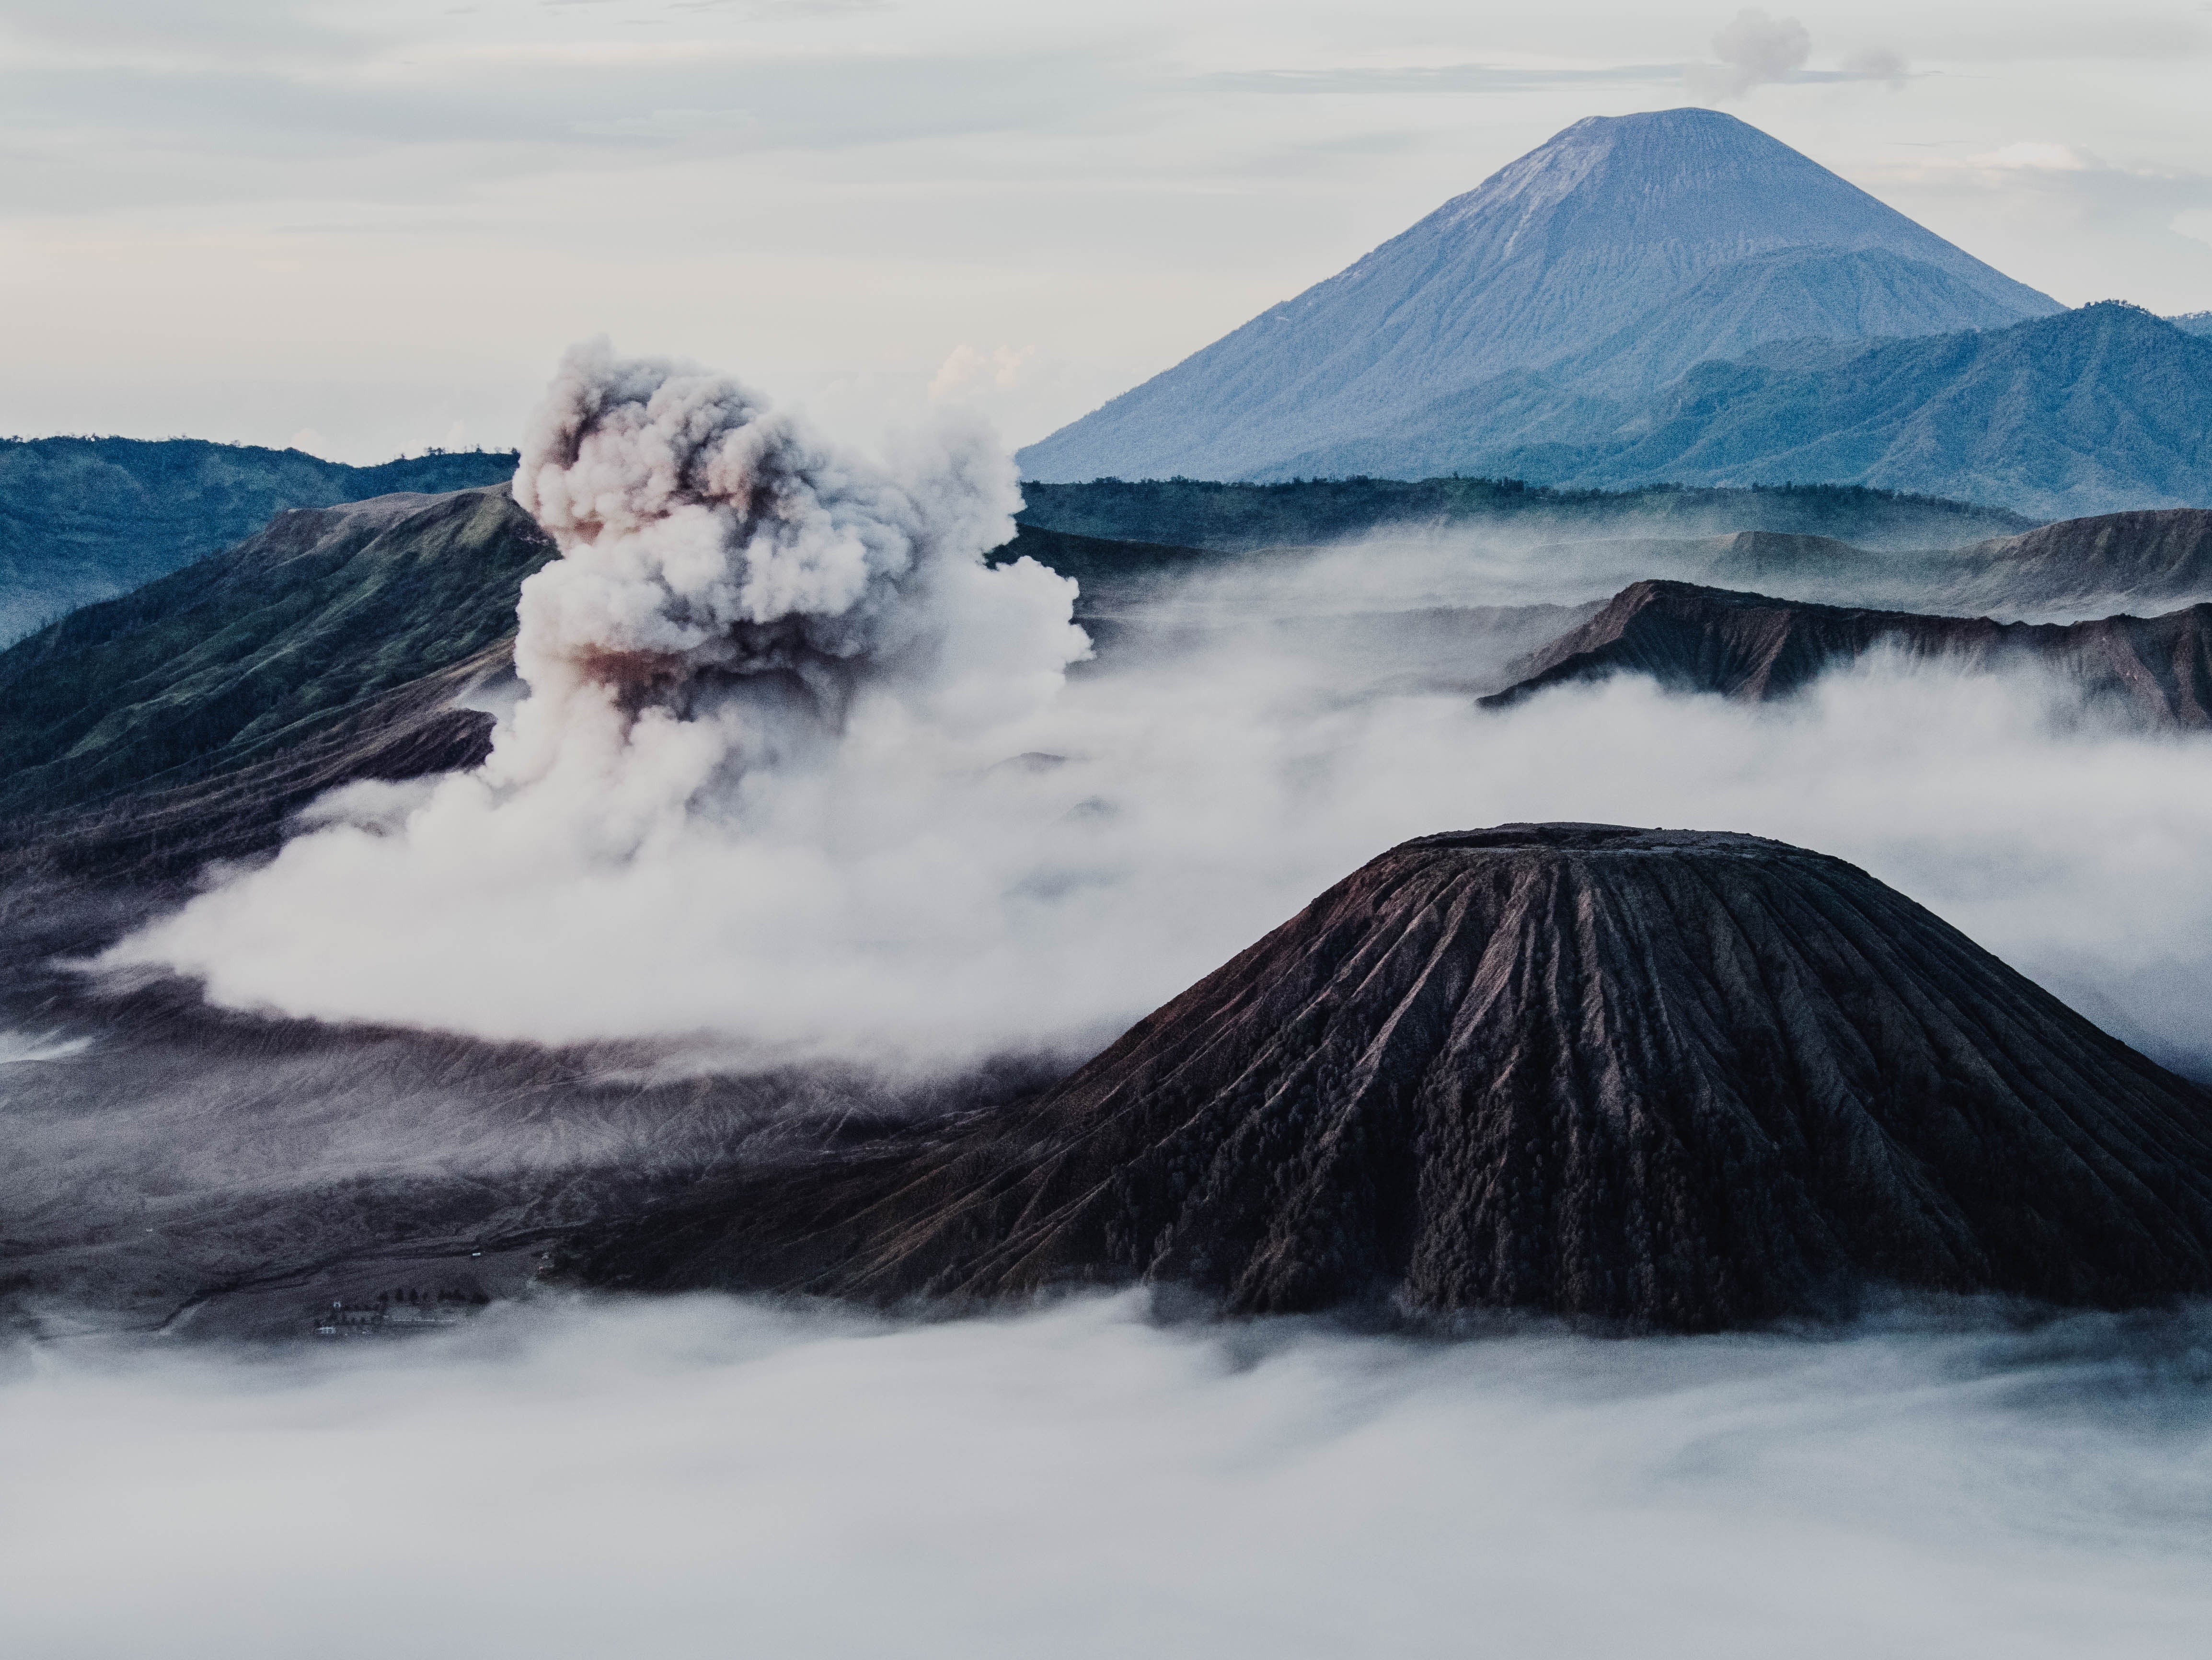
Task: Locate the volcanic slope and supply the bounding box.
[1938,507,2212,614]
[564,826,2212,1330]
[0,487,554,880]
[1486,580,2212,726]
[1019,108,2055,483]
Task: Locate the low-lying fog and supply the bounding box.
[5,1293,2209,1660]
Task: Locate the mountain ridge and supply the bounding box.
[1484,578,2212,726]
[1449,302,2212,518]
[0,488,549,835]
[0,436,520,642]
[1019,108,2057,484]
[1014,476,2033,554]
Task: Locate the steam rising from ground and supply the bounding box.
[104,350,2212,1071]
[4,1293,2209,1659]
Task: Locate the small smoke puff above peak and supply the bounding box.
[1841,46,1909,87]
[1685,9,1811,101]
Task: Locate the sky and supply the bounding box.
[2,0,2211,461]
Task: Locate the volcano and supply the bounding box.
[565,825,2212,1329]
[1018,109,2055,484]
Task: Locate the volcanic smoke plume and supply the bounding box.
[491,339,1087,831]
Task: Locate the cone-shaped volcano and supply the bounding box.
[1018,109,2055,484]
[568,826,2212,1329]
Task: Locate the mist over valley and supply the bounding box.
[6,44,2212,1657]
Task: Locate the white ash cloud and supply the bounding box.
[494,337,1085,826]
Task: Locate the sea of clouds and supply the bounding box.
[4,1291,2210,1660]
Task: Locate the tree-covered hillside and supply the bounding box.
[1015,475,2031,553]
[1540,302,2212,518]
[0,436,519,641]
[0,487,550,824]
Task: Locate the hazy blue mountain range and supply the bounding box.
[1014,476,2030,554]
[1018,108,2058,484]
[0,436,519,642]
[2171,311,2212,337]
[1291,302,2212,519]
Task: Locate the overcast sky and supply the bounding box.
[3,0,2210,461]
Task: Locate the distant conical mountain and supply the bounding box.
[1018,108,2057,484]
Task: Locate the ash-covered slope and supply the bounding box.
[1020,109,2053,483]
[564,826,2212,1329]
[1486,580,2212,726]
[1940,508,2212,614]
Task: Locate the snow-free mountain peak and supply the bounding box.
[1019,108,2059,484]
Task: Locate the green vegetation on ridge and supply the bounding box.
[0,486,552,822]
[0,435,520,642]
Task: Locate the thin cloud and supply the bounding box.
[1201,62,1684,95]
[1683,8,1809,100]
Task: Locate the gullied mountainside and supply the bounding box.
[1016,477,2031,554]
[1019,108,2054,483]
[564,826,2212,1329]
[1543,510,2212,619]
[1940,507,2212,613]
[0,488,553,876]
[1485,579,2212,726]
[0,437,520,641]
[1462,303,2212,519]
[1537,244,2047,396]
